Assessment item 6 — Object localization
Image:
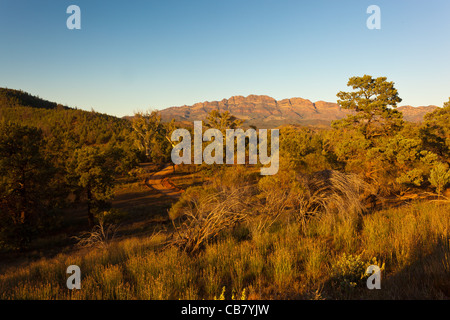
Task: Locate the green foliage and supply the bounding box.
[325,119,441,194]
[0,123,63,248]
[367,134,436,189]
[0,88,141,230]
[334,75,403,139]
[168,186,213,221]
[421,97,450,159]
[429,162,450,196]
[330,254,384,292]
[280,126,329,172]
[0,88,141,172]
[99,209,129,225]
[131,111,175,163]
[396,168,425,186]
[0,88,61,110]
[68,146,116,226]
[325,129,369,165]
[330,254,367,289]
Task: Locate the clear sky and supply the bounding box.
[0,0,449,117]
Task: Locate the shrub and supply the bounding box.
[72,218,118,249]
[330,254,383,291]
[429,162,450,196]
[293,170,372,225]
[169,187,250,254]
[396,168,425,187]
[255,169,300,231]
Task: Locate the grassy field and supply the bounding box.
[0,199,448,300]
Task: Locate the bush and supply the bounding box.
[293,170,373,225]
[429,162,450,196]
[169,187,251,254]
[168,186,213,221]
[330,254,383,291]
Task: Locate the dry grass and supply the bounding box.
[169,186,251,254]
[0,183,448,299]
[72,219,118,249]
[293,170,375,224]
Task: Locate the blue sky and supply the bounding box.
[0,0,449,117]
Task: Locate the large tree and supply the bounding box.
[0,123,60,248]
[131,111,175,162]
[68,146,115,227]
[334,75,403,139]
[420,98,450,159]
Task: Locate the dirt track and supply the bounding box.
[145,164,183,198]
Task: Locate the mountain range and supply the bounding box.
[159,95,438,128]
[0,88,439,128]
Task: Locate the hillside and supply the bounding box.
[159,94,438,128]
[397,105,439,122]
[0,88,66,110]
[0,88,133,147]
